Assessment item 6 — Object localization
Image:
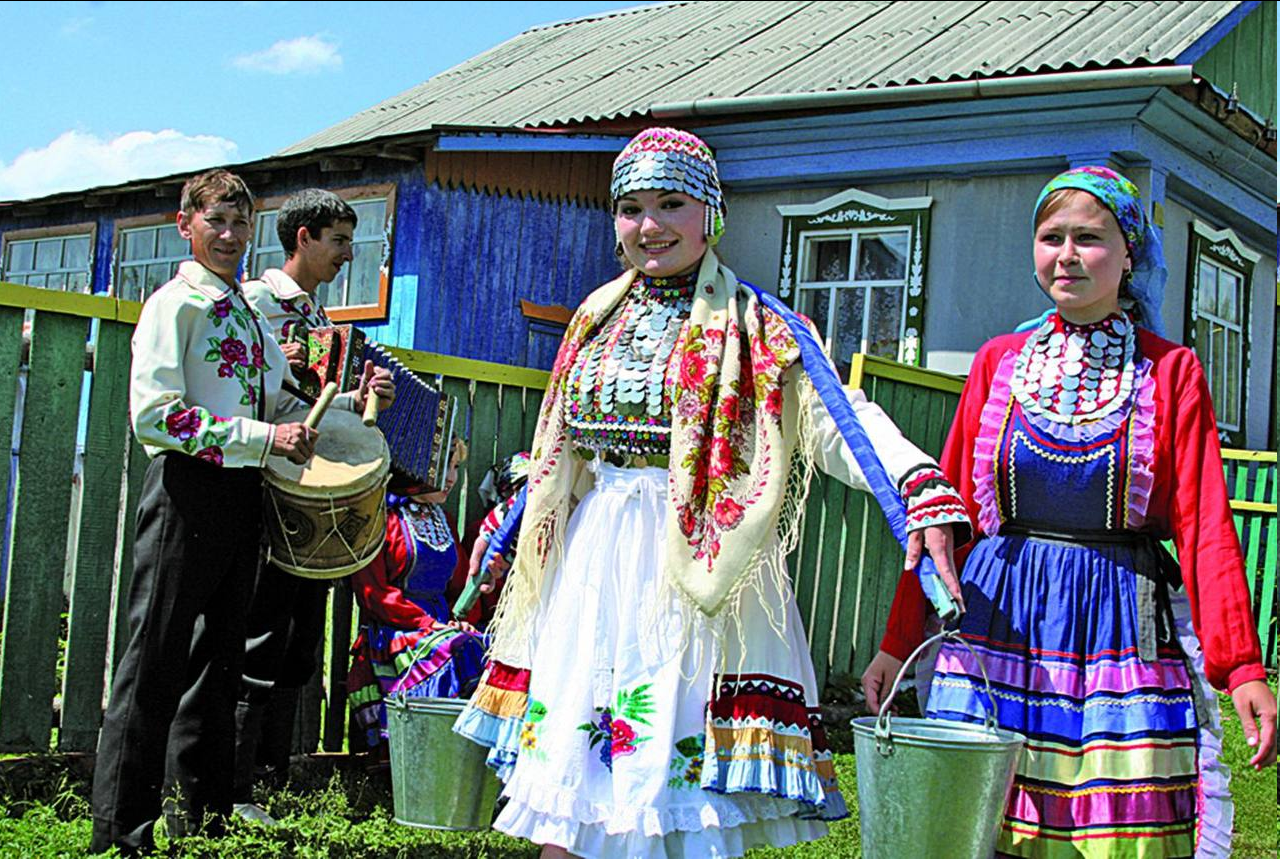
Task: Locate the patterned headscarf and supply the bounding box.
[610,127,725,240]
[1031,165,1167,336]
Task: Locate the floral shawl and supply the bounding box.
[488,252,809,665]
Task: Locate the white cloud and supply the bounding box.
[0,130,239,201]
[231,35,342,75]
[60,16,94,37]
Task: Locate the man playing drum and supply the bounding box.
[90,171,390,855]
[233,189,391,822]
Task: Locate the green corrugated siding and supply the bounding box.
[1196,3,1276,121]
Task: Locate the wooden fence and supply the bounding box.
[0,281,1274,756]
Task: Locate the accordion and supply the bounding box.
[300,324,460,492]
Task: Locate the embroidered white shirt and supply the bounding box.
[130,260,302,467]
[241,268,331,343]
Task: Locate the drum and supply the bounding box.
[263,408,390,579]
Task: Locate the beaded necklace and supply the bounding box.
[1012,312,1135,424]
[401,500,454,551]
[565,272,695,456]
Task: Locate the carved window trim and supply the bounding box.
[777,188,931,367]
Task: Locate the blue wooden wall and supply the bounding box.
[0,163,619,370]
[372,181,616,368]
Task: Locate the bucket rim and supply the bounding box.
[851,715,1026,748]
[385,694,471,713]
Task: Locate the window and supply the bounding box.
[1184,220,1259,446]
[114,222,189,302]
[248,185,395,320]
[1,226,94,291]
[778,188,931,377]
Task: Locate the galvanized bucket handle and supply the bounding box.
[875,628,999,756]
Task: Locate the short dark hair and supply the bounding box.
[276,189,358,257]
[180,169,254,217]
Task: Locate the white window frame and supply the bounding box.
[1,226,95,292]
[113,221,189,303]
[778,188,931,367]
[793,226,913,361]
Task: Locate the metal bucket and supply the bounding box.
[385,695,501,830]
[851,630,1026,859]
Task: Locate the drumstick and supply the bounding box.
[305,382,339,430]
[362,388,381,427]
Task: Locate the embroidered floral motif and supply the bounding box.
[672,303,795,563]
[577,683,654,771]
[519,698,548,761]
[195,446,225,466]
[200,293,270,407]
[667,733,706,789]
[156,406,233,465]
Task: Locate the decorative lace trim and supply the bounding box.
[972,350,1018,536]
[497,769,814,837]
[1125,360,1157,528]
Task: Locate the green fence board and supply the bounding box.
[462,381,500,530]
[495,386,525,484]
[830,495,864,680]
[0,308,23,565]
[323,588,354,753]
[0,313,85,750]
[792,481,825,644]
[809,478,850,692]
[521,388,546,450]
[440,377,475,526]
[111,437,149,675]
[59,322,133,752]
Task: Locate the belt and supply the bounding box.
[998,523,1180,663]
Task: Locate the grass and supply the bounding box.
[1,691,1275,858]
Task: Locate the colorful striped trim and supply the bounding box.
[1019,737,1198,786]
[1001,820,1195,859]
[700,673,847,820]
[452,660,531,782]
[935,641,1193,700]
[469,660,531,720]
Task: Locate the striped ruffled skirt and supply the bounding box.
[926,533,1216,859]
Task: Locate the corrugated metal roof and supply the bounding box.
[278,0,1242,156]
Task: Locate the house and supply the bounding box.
[1,0,1274,446]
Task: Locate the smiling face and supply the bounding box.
[297,221,355,290]
[1033,190,1131,325]
[177,200,252,283]
[615,189,708,278]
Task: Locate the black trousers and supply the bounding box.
[91,453,262,854]
[233,561,328,800]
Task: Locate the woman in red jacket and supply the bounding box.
[863,166,1275,858]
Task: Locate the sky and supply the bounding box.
[0,0,645,201]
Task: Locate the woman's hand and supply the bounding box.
[861,650,905,716]
[905,524,964,612]
[445,619,479,634]
[1230,679,1277,769]
[467,536,511,593]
